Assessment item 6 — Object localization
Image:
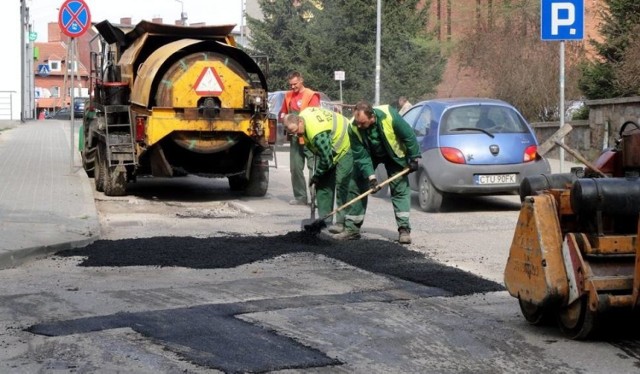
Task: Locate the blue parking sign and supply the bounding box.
[541,0,584,41]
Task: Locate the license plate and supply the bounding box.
[475,174,516,185]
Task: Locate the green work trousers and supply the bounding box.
[290,138,316,203]
[344,159,412,233]
[314,151,353,226]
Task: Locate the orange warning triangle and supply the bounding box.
[194,67,224,95]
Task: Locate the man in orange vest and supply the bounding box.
[279,71,321,205]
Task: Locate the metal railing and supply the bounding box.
[0,91,16,120]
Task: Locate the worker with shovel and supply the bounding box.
[283,107,352,232]
[336,100,421,244]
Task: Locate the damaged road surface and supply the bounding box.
[26,234,505,373]
[2,232,638,373]
[3,170,640,373]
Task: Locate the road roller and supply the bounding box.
[504,121,640,339]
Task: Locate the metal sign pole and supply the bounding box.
[334,71,345,109]
[374,0,381,105]
[540,0,583,173]
[559,41,565,173]
[70,38,75,173]
[58,0,91,172]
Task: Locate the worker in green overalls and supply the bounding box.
[278,71,319,206]
[283,107,352,232]
[335,100,421,244]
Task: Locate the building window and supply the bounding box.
[49,60,61,71]
[51,87,60,97]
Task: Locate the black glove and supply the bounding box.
[309,175,320,188]
[409,158,420,173]
[369,178,381,193]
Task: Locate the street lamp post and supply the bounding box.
[240,0,245,47]
[175,0,187,26]
[374,0,381,105]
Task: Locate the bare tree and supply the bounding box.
[455,1,586,121]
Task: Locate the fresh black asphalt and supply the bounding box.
[55,232,504,296]
[27,233,505,372]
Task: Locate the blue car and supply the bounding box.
[381,98,550,212]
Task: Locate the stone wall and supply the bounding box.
[585,96,640,161]
[530,120,590,161]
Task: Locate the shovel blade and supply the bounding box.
[302,218,326,234]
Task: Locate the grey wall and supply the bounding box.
[585,96,640,161]
[530,120,591,162]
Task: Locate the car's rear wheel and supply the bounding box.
[418,171,442,212]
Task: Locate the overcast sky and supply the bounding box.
[28,0,244,42]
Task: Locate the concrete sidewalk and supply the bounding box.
[0,120,100,269]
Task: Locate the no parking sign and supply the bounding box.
[58,0,91,38]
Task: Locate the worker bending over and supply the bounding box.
[336,100,421,244]
[283,107,352,232]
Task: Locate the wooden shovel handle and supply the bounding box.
[320,167,411,220]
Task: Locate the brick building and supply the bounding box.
[33,23,93,116]
[33,17,193,117]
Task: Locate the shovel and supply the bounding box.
[302,167,410,234]
[301,183,317,230]
[300,158,318,230]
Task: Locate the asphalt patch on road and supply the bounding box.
[44,233,505,372]
[28,302,341,373]
[57,231,504,296]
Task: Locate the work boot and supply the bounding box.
[333,230,361,241]
[289,199,308,206]
[328,223,345,234]
[398,228,411,244]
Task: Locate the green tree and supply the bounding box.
[245,0,316,91]
[246,0,446,105]
[579,0,640,99]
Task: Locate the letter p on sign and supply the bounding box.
[541,0,584,41]
[551,3,575,35]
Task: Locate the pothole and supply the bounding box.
[176,202,247,219]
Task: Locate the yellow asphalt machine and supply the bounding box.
[504,121,640,339]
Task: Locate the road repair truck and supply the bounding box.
[80,20,275,196]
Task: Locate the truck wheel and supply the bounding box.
[418,171,442,212]
[82,147,95,178]
[228,175,248,191]
[81,124,95,178]
[244,160,269,197]
[94,143,106,192]
[103,164,127,196]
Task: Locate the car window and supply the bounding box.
[442,105,528,134]
[268,92,284,116]
[442,108,471,132]
[401,105,422,127]
[413,108,432,137]
[486,106,528,132]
